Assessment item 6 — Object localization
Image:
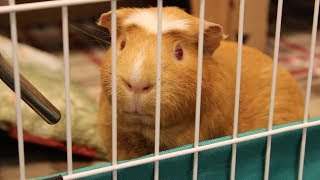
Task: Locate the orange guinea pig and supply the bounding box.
[97,7,305,161]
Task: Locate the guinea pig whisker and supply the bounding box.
[71,24,110,45]
[95,39,105,49]
[78,24,111,37]
[86,39,108,49]
[164,90,187,97]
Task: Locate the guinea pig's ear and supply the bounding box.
[202,21,227,56]
[97,11,113,30]
[97,8,134,33]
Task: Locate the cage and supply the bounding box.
[0,0,319,180]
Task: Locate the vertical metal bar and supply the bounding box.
[111,0,117,179]
[154,0,163,179]
[9,0,25,179]
[230,0,245,179]
[264,0,283,179]
[62,5,73,175]
[298,0,319,179]
[193,0,205,179]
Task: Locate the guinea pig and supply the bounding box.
[96,6,305,161]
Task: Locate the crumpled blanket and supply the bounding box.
[0,35,107,159]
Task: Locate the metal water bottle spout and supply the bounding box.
[0,52,61,125]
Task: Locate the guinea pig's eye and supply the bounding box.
[120,39,126,50]
[174,44,183,61]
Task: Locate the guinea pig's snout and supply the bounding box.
[123,79,153,94]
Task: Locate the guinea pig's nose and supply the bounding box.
[124,80,153,93]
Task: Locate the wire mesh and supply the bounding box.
[0,0,318,179]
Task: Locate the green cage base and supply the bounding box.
[38,117,320,180]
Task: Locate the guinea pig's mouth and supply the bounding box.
[124,111,153,117]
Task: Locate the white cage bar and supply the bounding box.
[9,0,26,179]
[298,0,320,179]
[111,0,118,179]
[0,0,319,179]
[154,0,163,179]
[230,0,245,179]
[0,0,111,13]
[264,0,283,179]
[193,0,205,179]
[62,5,73,175]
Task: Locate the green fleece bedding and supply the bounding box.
[39,117,320,180]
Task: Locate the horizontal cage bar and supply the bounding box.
[0,0,111,14]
